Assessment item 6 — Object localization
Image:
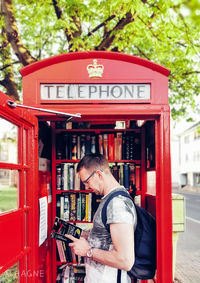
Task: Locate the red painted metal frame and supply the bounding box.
[18,51,172,282]
[0,92,39,282]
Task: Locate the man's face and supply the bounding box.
[79,167,103,195]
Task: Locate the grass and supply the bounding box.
[0,264,18,282]
[0,187,17,212]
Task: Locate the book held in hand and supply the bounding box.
[50,217,82,263]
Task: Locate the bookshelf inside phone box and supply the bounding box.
[20,52,172,283]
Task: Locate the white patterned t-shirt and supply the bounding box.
[84,187,137,283]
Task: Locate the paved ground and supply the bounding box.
[173,186,200,283]
[174,249,200,282]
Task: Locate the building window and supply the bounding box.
[194,173,200,186]
[184,135,190,144]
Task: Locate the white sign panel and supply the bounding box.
[40,84,150,101]
[39,197,48,246]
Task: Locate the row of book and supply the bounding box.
[56,132,141,161]
[56,193,101,222]
[56,265,85,283]
[56,162,141,191]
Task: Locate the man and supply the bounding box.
[66,153,137,283]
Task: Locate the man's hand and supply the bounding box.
[65,234,91,257]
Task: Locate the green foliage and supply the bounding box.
[0,0,200,120]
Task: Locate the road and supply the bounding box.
[173,189,200,282]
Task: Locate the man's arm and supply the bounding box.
[66,222,134,271]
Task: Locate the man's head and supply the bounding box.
[77,153,110,195]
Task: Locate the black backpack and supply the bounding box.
[102,190,156,281]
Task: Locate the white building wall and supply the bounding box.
[179,124,200,186]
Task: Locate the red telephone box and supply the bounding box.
[0,51,172,282]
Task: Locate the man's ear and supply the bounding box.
[96,169,103,179]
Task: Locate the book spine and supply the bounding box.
[69,164,74,190]
[69,194,76,221]
[60,195,64,219]
[77,135,81,159]
[85,194,89,222]
[118,132,123,160]
[56,165,62,190]
[63,195,70,221]
[80,134,86,159]
[103,134,108,159]
[98,134,103,154]
[56,196,61,217]
[129,134,134,160]
[125,134,130,160]
[118,163,124,186]
[91,135,96,154]
[85,134,91,155]
[108,134,114,160]
[135,165,141,191]
[88,193,92,222]
[124,163,130,190]
[74,163,80,190]
[63,133,69,159]
[56,240,66,263]
[81,194,86,221]
[63,163,69,190]
[71,134,78,160]
[129,163,136,191]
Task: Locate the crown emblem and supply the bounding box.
[87,59,104,78]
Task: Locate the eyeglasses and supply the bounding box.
[82,171,96,185]
[82,169,103,185]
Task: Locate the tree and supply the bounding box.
[0,0,200,120]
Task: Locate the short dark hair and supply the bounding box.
[77,153,109,172]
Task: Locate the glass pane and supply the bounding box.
[0,118,18,164]
[0,169,18,213]
[23,129,27,165]
[0,263,18,282]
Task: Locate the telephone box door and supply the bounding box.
[0,92,39,282]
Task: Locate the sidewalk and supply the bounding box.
[174,249,200,282]
[173,186,200,283]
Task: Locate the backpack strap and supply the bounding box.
[101,190,133,232]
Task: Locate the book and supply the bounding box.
[63,195,70,221]
[71,134,78,160]
[108,134,115,160]
[50,217,82,263]
[125,134,130,160]
[69,164,74,190]
[112,164,119,182]
[91,135,96,154]
[77,135,81,159]
[81,193,86,221]
[135,165,141,191]
[85,134,91,155]
[63,163,69,190]
[56,196,61,217]
[103,134,108,159]
[56,165,62,190]
[124,163,130,190]
[74,163,80,190]
[115,132,122,160]
[98,134,103,154]
[129,163,136,191]
[69,194,76,221]
[63,133,69,159]
[80,134,86,158]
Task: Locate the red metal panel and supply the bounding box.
[0,91,39,282]
[155,108,173,282]
[0,210,24,267]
